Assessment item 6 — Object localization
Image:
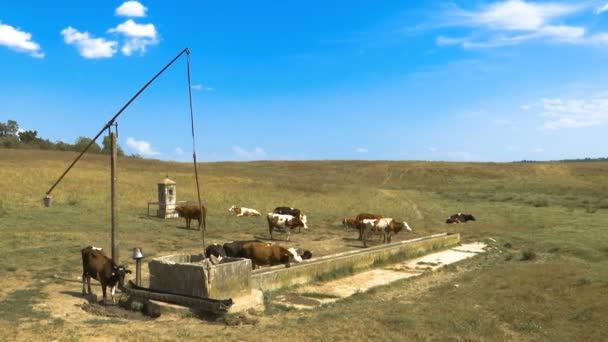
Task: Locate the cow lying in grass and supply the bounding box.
[359,218,413,247]
[175,205,207,230]
[228,205,261,217]
[81,246,131,304]
[446,213,476,224]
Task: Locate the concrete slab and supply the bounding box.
[274,242,488,309]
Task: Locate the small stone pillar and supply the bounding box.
[157,177,178,218]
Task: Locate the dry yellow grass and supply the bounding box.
[1,148,607,341]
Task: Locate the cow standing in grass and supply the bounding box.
[81,246,131,304]
[175,205,207,230]
[354,213,384,240]
[267,213,306,241]
[359,218,413,247]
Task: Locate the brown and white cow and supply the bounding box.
[354,213,384,240]
[382,219,413,243]
[359,218,413,247]
[342,217,358,230]
[81,246,131,304]
[267,213,306,241]
[239,241,310,269]
[273,207,308,229]
[175,205,207,230]
[228,205,261,217]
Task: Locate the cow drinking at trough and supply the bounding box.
[239,241,311,269]
[175,205,207,230]
[223,240,262,258]
[267,213,306,241]
[228,205,261,217]
[81,246,131,304]
[446,213,476,224]
[205,244,227,259]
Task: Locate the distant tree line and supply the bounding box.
[0,119,125,156]
[517,158,608,163]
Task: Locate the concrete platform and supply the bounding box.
[148,289,264,315]
[273,242,488,309]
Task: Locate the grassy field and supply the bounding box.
[1,148,607,341]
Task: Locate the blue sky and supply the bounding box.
[1,0,608,162]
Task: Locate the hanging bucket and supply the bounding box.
[43,195,52,207]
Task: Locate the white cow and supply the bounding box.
[228,205,261,217]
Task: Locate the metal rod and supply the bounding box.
[135,260,142,286]
[45,48,190,197]
[111,131,118,262]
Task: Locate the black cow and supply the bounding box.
[205,244,227,259]
[223,240,262,258]
[446,213,476,224]
[273,207,302,218]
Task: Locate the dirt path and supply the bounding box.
[378,189,424,220]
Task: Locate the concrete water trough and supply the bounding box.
[145,233,460,313]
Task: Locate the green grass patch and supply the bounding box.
[299,292,340,299]
[84,318,126,325]
[0,288,49,323]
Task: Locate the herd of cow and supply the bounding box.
[81,204,476,304]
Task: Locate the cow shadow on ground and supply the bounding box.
[60,290,95,301]
[175,225,199,230]
[341,237,368,249]
[252,235,285,242]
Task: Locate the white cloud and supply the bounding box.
[233,146,267,159]
[520,104,531,111]
[438,1,588,48]
[108,20,158,56]
[355,147,368,153]
[126,137,159,156]
[540,97,608,129]
[469,0,576,31]
[61,27,117,59]
[192,84,214,91]
[0,21,44,58]
[175,147,184,155]
[596,3,608,14]
[120,38,156,56]
[531,147,544,153]
[447,151,474,161]
[109,20,156,38]
[115,1,147,17]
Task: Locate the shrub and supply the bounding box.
[520,249,537,261]
[575,277,592,286]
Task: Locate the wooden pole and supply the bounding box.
[111,131,118,262]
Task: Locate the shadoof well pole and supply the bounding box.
[44,48,206,258]
[110,129,118,262]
